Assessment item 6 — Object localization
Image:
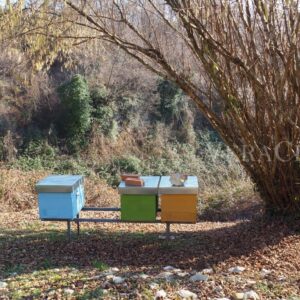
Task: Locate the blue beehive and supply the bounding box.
[36,175,85,220]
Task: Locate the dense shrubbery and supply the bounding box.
[0,70,252,213]
[157,79,195,144]
[157,79,184,123]
[57,74,92,152]
[115,94,141,127]
[90,86,117,137]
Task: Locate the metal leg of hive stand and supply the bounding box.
[67,220,71,242]
[166,222,171,238]
[76,213,80,237]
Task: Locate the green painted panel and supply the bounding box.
[121,194,157,221]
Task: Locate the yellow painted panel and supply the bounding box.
[161,194,197,223]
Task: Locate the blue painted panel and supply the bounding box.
[38,185,84,220]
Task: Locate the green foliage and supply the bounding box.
[13,139,92,175]
[91,260,109,271]
[78,287,105,300]
[91,86,118,137]
[23,140,56,158]
[57,74,92,152]
[0,137,4,161]
[13,138,57,171]
[115,94,140,126]
[157,79,185,123]
[157,79,195,143]
[94,106,116,135]
[53,158,91,176]
[90,86,109,106]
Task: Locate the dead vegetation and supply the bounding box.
[0,168,119,213]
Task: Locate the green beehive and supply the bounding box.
[118,176,160,222]
[121,194,157,221]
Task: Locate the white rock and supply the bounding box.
[233,292,244,300]
[112,276,125,284]
[139,274,149,279]
[228,266,246,274]
[177,272,189,277]
[102,289,109,295]
[173,268,182,273]
[246,280,256,286]
[190,273,209,282]
[149,282,159,290]
[157,271,173,280]
[0,281,7,289]
[63,288,74,295]
[163,266,176,271]
[48,290,56,296]
[202,268,213,274]
[214,298,230,300]
[111,267,119,273]
[260,268,271,277]
[155,289,167,299]
[243,290,260,300]
[177,289,198,299]
[277,275,286,281]
[54,268,60,272]
[213,286,223,292]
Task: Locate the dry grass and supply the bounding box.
[0,168,119,213]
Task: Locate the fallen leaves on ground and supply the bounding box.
[0,208,299,299]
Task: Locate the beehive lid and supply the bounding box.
[36,175,84,193]
[158,176,199,194]
[118,176,160,195]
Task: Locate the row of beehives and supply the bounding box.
[119,176,198,223]
[36,175,199,223]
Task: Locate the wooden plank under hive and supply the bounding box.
[161,194,197,223]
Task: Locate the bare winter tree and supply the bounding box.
[3,0,300,214]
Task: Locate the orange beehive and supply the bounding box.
[160,194,197,223]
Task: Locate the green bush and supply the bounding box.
[115,94,140,126]
[90,86,109,106]
[94,106,115,135]
[57,74,92,152]
[157,79,195,143]
[54,158,91,176]
[23,140,56,158]
[157,79,185,123]
[13,139,57,171]
[90,86,117,137]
